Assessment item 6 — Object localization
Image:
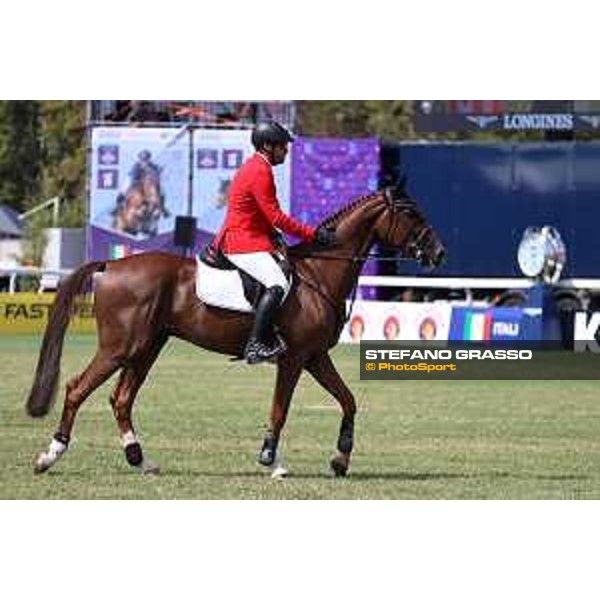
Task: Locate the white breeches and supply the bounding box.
[226,252,290,294]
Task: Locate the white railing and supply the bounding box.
[4,268,600,297]
[357,276,600,302]
[0,266,73,293]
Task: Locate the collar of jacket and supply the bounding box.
[256,151,272,167]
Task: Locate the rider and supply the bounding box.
[212,121,337,365]
[113,150,170,220]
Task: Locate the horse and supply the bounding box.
[26,180,445,477]
[112,169,169,237]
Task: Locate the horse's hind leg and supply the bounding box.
[305,352,356,477]
[34,352,120,474]
[109,337,166,475]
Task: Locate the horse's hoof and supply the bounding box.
[330,457,348,478]
[33,462,49,475]
[33,454,51,475]
[271,465,288,479]
[140,459,160,475]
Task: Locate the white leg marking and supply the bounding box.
[270,451,289,479]
[35,437,68,473]
[120,430,137,448]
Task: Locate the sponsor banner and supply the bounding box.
[415,112,600,133]
[0,293,95,333]
[340,300,452,343]
[89,126,190,259]
[360,340,600,380]
[192,128,291,235]
[572,311,600,351]
[449,307,525,341]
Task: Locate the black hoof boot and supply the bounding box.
[258,434,278,467]
[330,457,348,478]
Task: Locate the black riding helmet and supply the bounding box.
[251,121,294,150]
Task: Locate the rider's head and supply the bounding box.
[138,150,152,162]
[251,121,294,166]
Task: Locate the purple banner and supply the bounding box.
[291,137,380,297]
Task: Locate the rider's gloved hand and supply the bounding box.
[271,230,286,249]
[314,225,337,248]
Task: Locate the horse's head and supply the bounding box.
[376,175,446,269]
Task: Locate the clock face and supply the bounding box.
[518,231,546,278]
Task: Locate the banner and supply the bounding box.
[340,300,452,343]
[88,126,190,260]
[0,293,95,333]
[448,307,542,341]
[192,129,291,235]
[291,137,379,226]
[292,138,380,298]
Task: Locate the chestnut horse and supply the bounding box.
[26,182,445,477]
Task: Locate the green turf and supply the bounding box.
[1,333,600,499]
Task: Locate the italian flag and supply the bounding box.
[109,244,129,260]
[463,312,492,341]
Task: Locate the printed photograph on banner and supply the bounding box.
[340,300,452,343]
[90,127,189,239]
[192,128,291,234]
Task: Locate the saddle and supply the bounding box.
[196,244,293,313]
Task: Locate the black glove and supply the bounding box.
[271,230,286,248]
[314,225,337,248]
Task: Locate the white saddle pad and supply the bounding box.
[196,256,255,313]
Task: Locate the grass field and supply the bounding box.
[2,333,600,499]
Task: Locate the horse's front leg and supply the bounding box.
[305,352,356,477]
[258,357,303,476]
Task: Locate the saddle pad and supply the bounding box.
[196,256,255,313]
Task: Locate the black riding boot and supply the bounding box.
[245,285,287,365]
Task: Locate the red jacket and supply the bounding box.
[214,153,315,253]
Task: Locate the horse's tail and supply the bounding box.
[26,261,106,418]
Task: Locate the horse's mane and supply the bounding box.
[288,191,382,256]
[317,191,381,229]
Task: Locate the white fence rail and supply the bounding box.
[0,266,73,293]
[357,276,600,304]
[4,267,600,297]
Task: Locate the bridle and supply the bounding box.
[289,191,432,264]
[291,189,436,330]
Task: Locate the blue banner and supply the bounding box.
[449,307,542,341]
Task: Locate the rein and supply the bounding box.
[288,251,414,262]
[294,269,357,333]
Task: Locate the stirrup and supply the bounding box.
[245,336,286,365]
